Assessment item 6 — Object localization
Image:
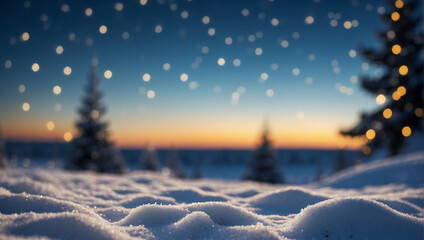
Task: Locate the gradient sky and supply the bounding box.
[0,0,392,149]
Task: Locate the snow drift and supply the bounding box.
[0,151,423,239]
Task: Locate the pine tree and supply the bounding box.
[341,0,423,157]
[243,122,283,184]
[164,147,185,179]
[314,159,324,182]
[332,150,347,174]
[66,63,126,174]
[0,128,8,169]
[140,145,160,171]
[191,160,203,180]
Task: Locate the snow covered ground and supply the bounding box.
[0,151,423,239]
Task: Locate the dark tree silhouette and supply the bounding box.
[66,63,126,174]
[0,128,8,169]
[243,122,283,184]
[341,0,423,157]
[314,159,324,182]
[140,145,160,171]
[332,150,348,174]
[191,160,203,180]
[164,147,185,178]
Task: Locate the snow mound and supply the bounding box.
[285,198,424,240]
[0,193,94,216]
[161,188,228,203]
[119,204,187,227]
[171,211,216,239]
[3,212,131,240]
[120,194,176,208]
[187,202,265,226]
[248,187,328,215]
[321,151,424,188]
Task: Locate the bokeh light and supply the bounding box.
[401,126,411,137]
[366,129,376,140]
[104,70,112,79]
[63,132,73,142]
[31,63,39,72]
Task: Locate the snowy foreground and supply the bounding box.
[1,152,423,240]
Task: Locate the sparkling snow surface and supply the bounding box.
[1,152,423,239]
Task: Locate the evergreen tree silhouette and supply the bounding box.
[341,0,423,156]
[66,62,126,174]
[140,145,160,171]
[191,160,203,180]
[314,159,324,182]
[332,150,348,174]
[164,147,185,179]
[0,128,8,169]
[243,122,283,184]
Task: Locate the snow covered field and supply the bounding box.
[0,152,423,240]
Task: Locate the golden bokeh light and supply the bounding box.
[391,44,401,55]
[143,73,151,82]
[392,91,401,101]
[114,2,123,11]
[383,108,392,119]
[266,89,274,97]
[46,121,55,131]
[395,0,404,8]
[362,146,371,155]
[104,70,112,79]
[140,0,147,5]
[22,32,30,41]
[399,65,408,75]
[343,21,352,29]
[85,8,93,17]
[391,12,400,21]
[397,86,406,96]
[202,16,210,24]
[99,25,108,34]
[53,85,62,95]
[22,102,30,112]
[56,45,64,54]
[366,129,376,140]
[64,132,73,142]
[217,58,225,66]
[63,66,72,75]
[401,126,411,137]
[376,94,386,105]
[304,16,314,25]
[208,28,216,36]
[180,73,188,82]
[415,108,423,117]
[90,110,99,119]
[147,90,155,99]
[32,63,40,72]
[19,84,25,93]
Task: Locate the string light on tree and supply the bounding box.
[391,12,400,21]
[383,108,392,119]
[366,129,376,140]
[392,44,401,55]
[401,126,411,137]
[398,65,408,75]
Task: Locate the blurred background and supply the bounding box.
[0,0,422,184]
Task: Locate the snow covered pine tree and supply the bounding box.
[140,145,160,171]
[164,147,185,179]
[243,123,283,184]
[66,63,126,174]
[341,0,423,157]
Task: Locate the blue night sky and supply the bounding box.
[0,0,392,149]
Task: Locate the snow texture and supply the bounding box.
[0,151,423,239]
